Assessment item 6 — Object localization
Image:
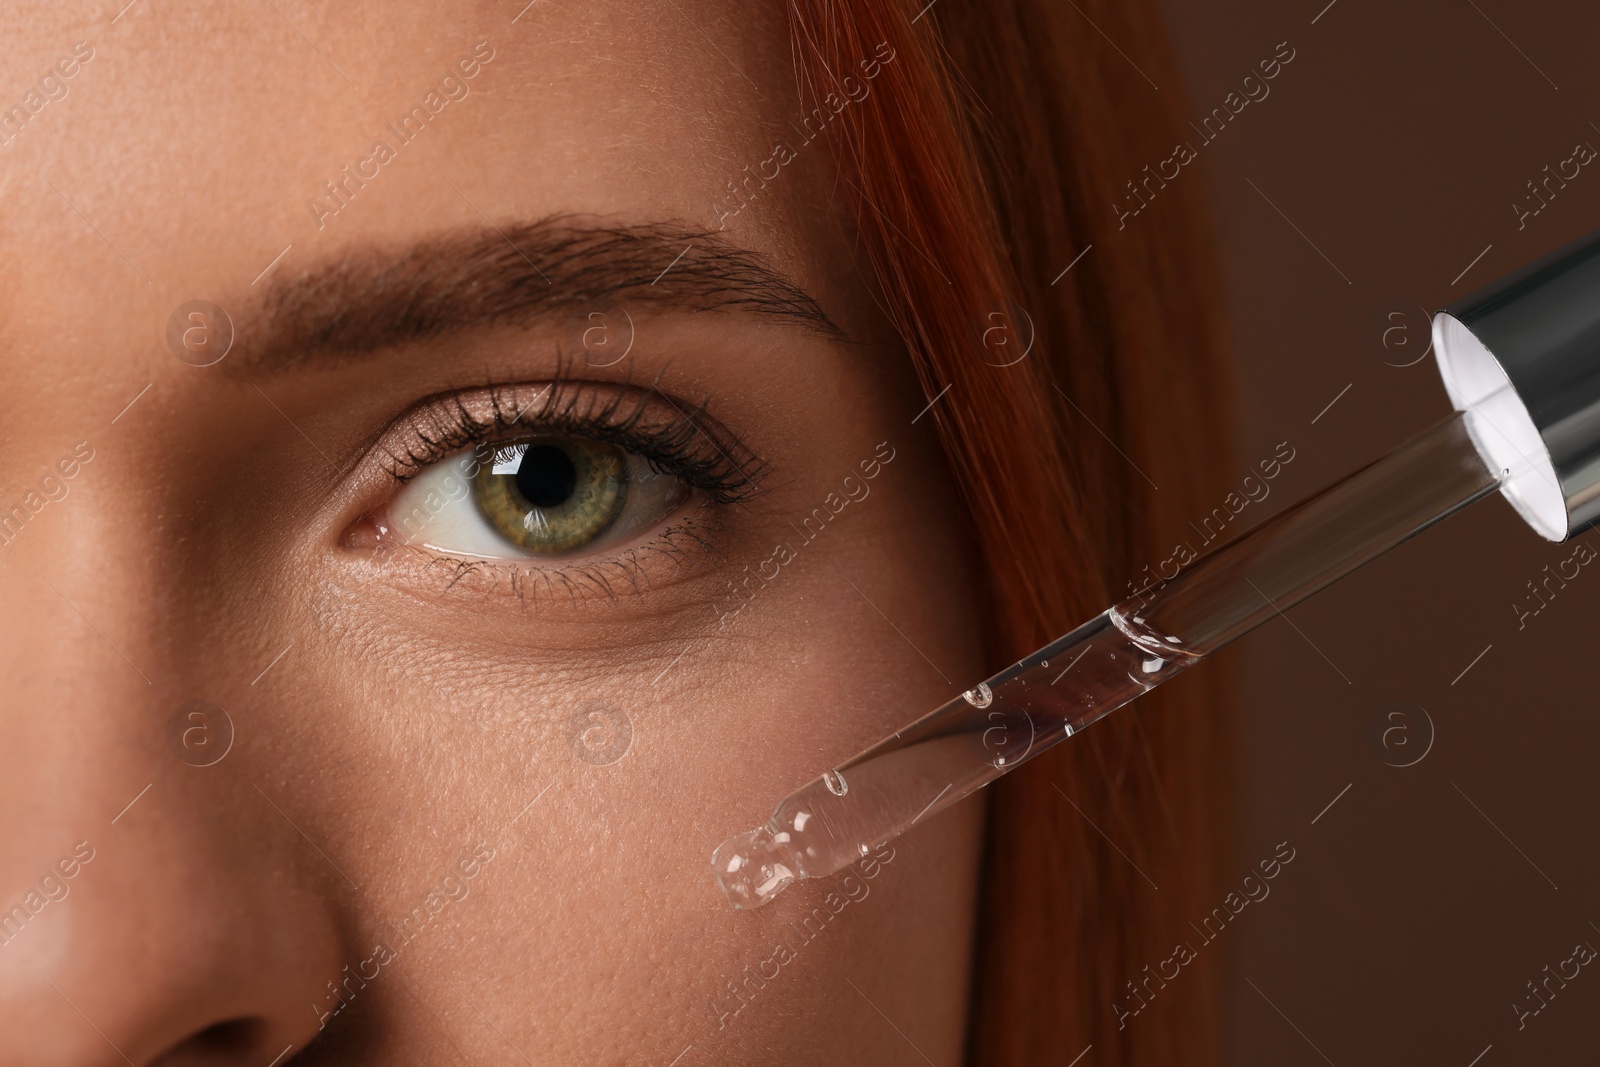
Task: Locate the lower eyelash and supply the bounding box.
[376,510,732,609]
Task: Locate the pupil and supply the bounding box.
[515,445,578,508]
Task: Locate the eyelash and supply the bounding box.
[360,369,769,603]
[380,370,767,506]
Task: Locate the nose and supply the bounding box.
[0,566,347,1065]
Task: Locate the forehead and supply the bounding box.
[0,0,824,378]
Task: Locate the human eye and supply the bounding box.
[391,434,693,559]
[342,375,765,592]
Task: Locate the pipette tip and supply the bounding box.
[711,825,796,910]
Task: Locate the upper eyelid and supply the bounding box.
[372,378,770,506]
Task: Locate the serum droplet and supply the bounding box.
[962,682,993,708]
[822,769,849,796]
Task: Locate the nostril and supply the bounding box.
[152,1017,267,1061]
[193,1019,261,1052]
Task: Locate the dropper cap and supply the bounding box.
[1433,227,1600,542]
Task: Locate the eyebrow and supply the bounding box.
[232,216,843,374]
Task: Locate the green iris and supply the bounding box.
[474,438,628,554]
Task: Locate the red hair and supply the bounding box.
[786,1,1235,1062]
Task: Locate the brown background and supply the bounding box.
[1146,1,1600,1063]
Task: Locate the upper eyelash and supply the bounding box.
[378,364,771,507]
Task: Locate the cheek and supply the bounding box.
[290,394,988,1058]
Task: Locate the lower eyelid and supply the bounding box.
[348,514,735,613]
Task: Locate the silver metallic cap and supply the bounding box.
[1433,228,1600,542]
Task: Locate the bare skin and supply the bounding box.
[0,2,987,1064]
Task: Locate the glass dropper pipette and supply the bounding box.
[712,407,1512,908]
[712,224,1600,909]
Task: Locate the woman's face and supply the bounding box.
[0,2,988,1063]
